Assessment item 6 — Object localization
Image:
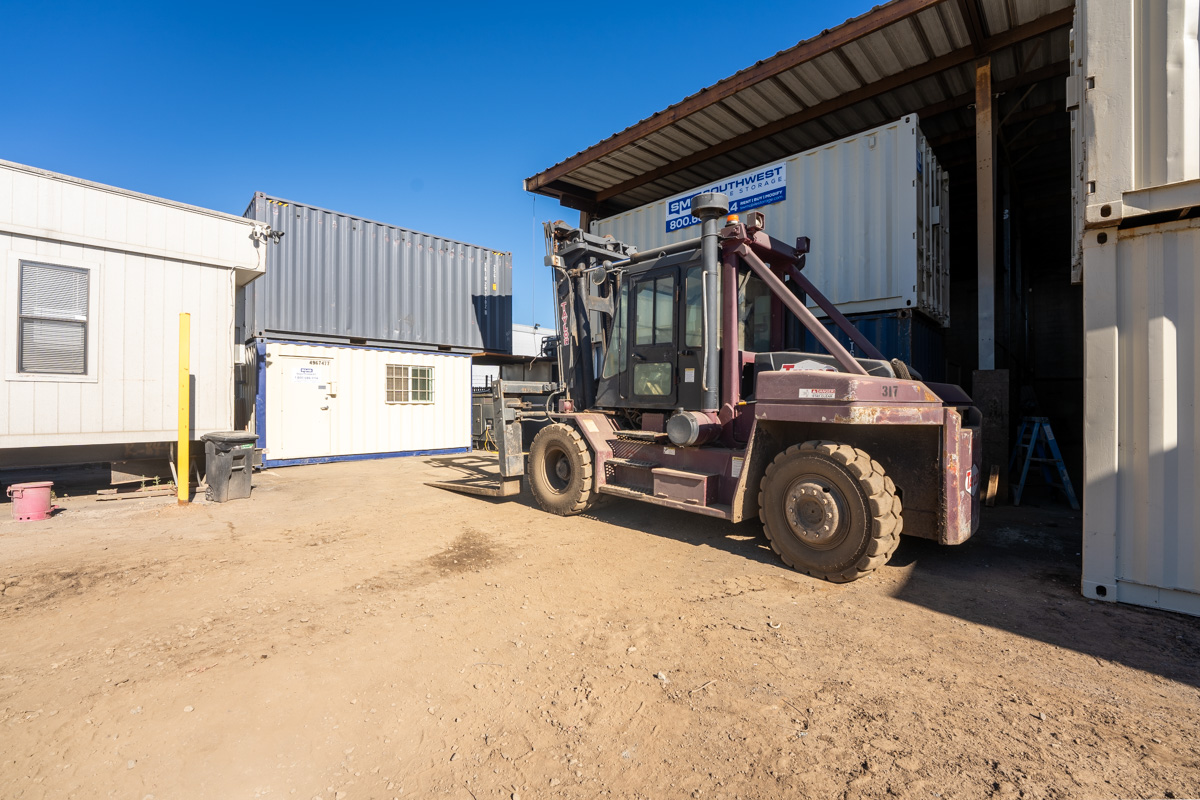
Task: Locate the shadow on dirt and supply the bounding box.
[889,501,1200,689]
[425,453,1200,688]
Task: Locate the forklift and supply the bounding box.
[433,192,981,582]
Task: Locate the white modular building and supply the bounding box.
[0,159,265,468]
[247,340,471,467]
[472,323,553,389]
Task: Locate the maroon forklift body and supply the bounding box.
[432,193,981,582]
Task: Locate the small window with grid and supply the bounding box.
[386,364,435,404]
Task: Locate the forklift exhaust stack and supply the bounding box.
[692,192,728,413]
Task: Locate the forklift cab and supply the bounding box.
[594,250,776,411]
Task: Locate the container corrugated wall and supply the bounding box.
[1083,215,1200,616]
[592,116,950,324]
[243,194,512,353]
[259,341,471,465]
[1072,0,1200,235]
[1079,0,1200,615]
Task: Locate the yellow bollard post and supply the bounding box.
[178,313,190,505]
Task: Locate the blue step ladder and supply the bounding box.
[1009,416,1079,510]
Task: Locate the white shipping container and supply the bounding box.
[511,323,551,358]
[0,159,264,453]
[1079,0,1200,616]
[593,116,950,324]
[1071,0,1200,234]
[255,341,470,466]
[1082,213,1200,616]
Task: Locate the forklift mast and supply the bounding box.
[542,221,632,413]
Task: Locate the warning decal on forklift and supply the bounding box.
[684,368,695,383]
[965,465,979,496]
[798,388,837,399]
[731,457,744,479]
[782,360,837,372]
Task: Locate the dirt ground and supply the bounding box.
[1,455,1198,800]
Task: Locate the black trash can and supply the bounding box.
[201,431,258,502]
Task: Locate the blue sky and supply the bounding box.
[2,1,862,327]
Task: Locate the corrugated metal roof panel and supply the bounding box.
[527,0,1074,215]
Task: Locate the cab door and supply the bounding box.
[625,268,677,408]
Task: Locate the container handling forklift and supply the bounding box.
[432,193,982,582]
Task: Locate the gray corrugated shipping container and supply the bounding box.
[241,193,512,352]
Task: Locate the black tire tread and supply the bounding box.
[757,439,902,583]
[529,423,595,516]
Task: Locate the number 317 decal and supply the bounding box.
[881,385,900,398]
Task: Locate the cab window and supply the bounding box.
[738,271,771,352]
[600,283,628,380]
[635,274,675,345]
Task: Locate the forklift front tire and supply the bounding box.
[759,441,902,583]
[528,423,596,516]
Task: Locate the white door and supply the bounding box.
[277,355,335,458]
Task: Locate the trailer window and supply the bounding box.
[600,283,628,380]
[386,364,435,403]
[634,274,675,346]
[18,261,90,375]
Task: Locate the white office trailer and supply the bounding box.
[249,340,471,466]
[0,160,264,468]
[1077,0,1200,615]
[592,116,950,324]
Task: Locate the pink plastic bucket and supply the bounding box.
[8,481,53,521]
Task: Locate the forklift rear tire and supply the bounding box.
[528,423,596,516]
[758,441,902,583]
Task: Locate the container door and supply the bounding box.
[277,355,334,459]
[626,268,678,408]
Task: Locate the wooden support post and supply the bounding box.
[975,56,996,370]
[178,313,190,505]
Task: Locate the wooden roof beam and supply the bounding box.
[914,60,1070,122]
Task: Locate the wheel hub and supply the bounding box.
[554,457,571,482]
[784,476,847,548]
[542,446,572,493]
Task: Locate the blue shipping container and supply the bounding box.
[800,310,946,383]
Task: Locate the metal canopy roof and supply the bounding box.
[525,0,1074,216]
